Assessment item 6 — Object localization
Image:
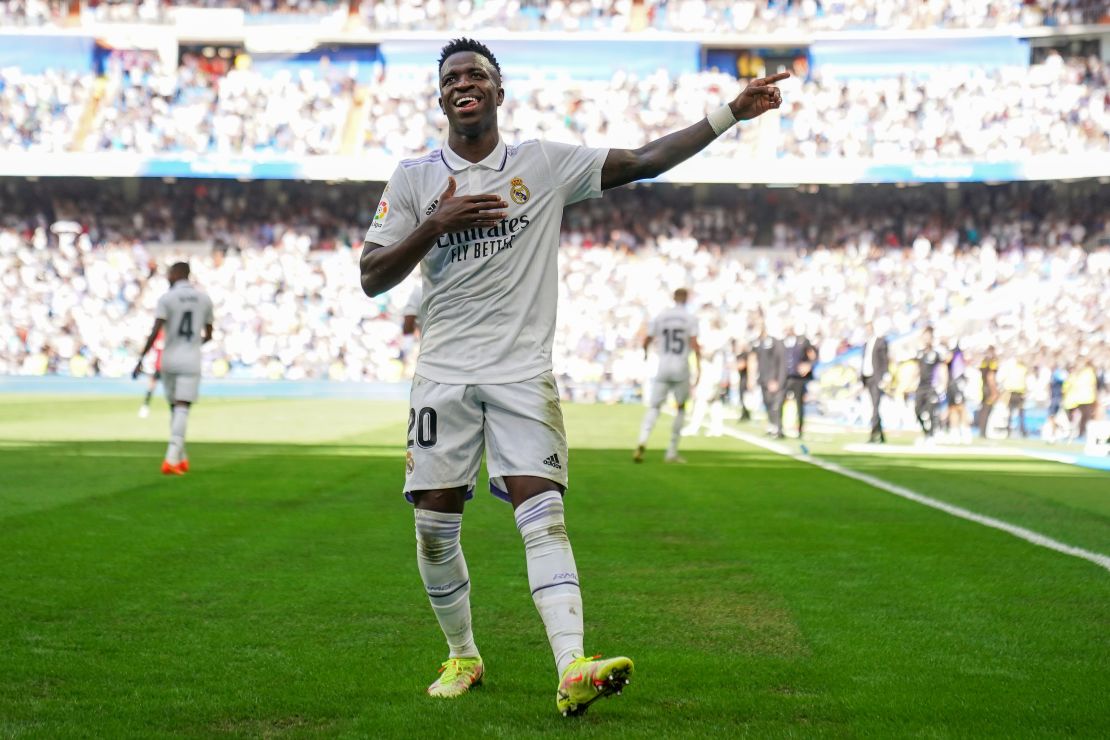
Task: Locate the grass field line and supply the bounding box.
[718,425,1110,574]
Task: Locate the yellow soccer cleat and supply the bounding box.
[427,656,484,698]
[632,445,645,463]
[556,654,634,716]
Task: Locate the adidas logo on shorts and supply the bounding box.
[542,453,562,470]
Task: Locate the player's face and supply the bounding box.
[438,52,504,135]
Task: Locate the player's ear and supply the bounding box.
[437,94,446,114]
[496,86,505,107]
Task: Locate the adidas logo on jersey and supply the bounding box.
[542,453,562,470]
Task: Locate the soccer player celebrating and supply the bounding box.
[359,38,786,716]
[634,288,701,463]
[133,262,214,475]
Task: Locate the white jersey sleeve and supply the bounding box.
[365,166,420,247]
[539,140,608,205]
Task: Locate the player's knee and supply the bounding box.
[414,511,461,565]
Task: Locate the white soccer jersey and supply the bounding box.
[155,281,214,374]
[366,137,608,384]
[649,306,699,382]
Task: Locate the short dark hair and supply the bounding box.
[438,37,501,78]
[170,261,190,278]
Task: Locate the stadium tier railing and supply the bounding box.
[4,151,1109,184]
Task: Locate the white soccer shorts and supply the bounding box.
[403,371,569,502]
[647,378,691,408]
[162,373,200,404]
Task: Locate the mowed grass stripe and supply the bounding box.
[1,398,1107,737]
[717,425,1110,573]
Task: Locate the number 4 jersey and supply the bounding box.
[650,306,699,382]
[155,280,214,375]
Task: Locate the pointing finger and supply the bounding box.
[754,72,791,86]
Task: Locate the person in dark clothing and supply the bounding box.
[977,346,1000,438]
[735,340,752,421]
[860,320,889,443]
[754,324,785,436]
[778,324,817,439]
[915,327,945,442]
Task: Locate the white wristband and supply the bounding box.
[707,104,738,136]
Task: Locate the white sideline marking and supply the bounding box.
[720,426,1110,573]
[841,443,1031,457]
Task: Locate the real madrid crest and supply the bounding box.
[510,177,530,205]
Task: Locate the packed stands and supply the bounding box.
[2,179,1106,429]
[1,51,1105,162]
[3,0,1106,30]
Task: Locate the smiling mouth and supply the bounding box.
[454,96,480,112]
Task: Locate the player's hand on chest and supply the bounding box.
[421,169,543,274]
[423,175,507,234]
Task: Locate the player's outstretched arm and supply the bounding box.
[600,72,789,191]
[360,177,507,296]
[133,318,165,379]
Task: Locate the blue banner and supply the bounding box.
[811,36,1029,79]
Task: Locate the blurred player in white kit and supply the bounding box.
[683,339,730,439]
[633,288,701,463]
[133,262,214,476]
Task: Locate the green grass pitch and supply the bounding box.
[2,396,1109,738]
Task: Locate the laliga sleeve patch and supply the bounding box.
[371,197,389,229]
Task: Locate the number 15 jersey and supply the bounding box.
[156,280,214,375]
[650,306,699,382]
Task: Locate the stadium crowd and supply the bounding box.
[2,50,1106,162]
[0,67,92,151]
[2,0,1106,30]
[1,179,1106,438]
[91,51,354,155]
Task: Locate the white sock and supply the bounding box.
[166,405,189,464]
[687,399,706,433]
[668,407,686,456]
[709,400,724,436]
[414,509,478,659]
[638,407,660,445]
[515,491,583,676]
